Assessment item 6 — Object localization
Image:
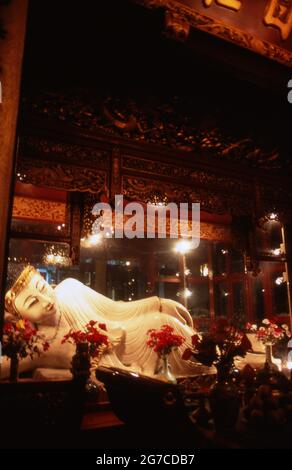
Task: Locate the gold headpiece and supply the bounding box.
[5,265,38,317]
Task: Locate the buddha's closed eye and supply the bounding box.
[28,298,39,308]
[36,280,46,293]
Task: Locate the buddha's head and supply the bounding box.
[5,266,58,325]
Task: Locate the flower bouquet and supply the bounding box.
[62,320,110,378]
[147,324,185,383]
[246,318,291,345]
[183,318,252,380]
[2,319,50,381]
[183,318,251,432]
[246,318,291,370]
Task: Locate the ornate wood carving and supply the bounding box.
[19,135,109,169]
[122,155,250,194]
[17,159,107,193]
[111,147,122,197]
[122,175,251,214]
[164,10,190,41]
[10,219,70,239]
[134,0,292,67]
[122,155,190,178]
[21,92,288,172]
[82,192,230,241]
[12,196,66,223]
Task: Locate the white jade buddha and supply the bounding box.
[2,266,200,379]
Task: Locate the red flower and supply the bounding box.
[183,319,251,368]
[62,321,109,359]
[2,319,50,360]
[146,324,185,357]
[246,318,291,345]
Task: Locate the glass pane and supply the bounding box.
[185,240,209,277]
[214,281,229,317]
[213,243,228,276]
[155,282,180,302]
[271,271,289,316]
[268,222,282,251]
[7,239,72,289]
[232,281,245,327]
[156,251,179,277]
[257,220,282,255]
[187,283,210,318]
[230,248,244,273]
[251,276,265,322]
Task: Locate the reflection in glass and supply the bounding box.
[155,281,179,302]
[230,248,244,273]
[214,282,228,317]
[185,240,208,276]
[157,252,179,277]
[213,243,228,276]
[251,276,265,322]
[188,283,210,318]
[271,271,289,315]
[232,281,245,327]
[7,239,72,289]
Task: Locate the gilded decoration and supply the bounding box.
[16,159,107,193]
[122,155,190,178]
[134,0,292,67]
[122,155,250,194]
[113,213,230,241]
[164,10,190,41]
[12,196,66,223]
[122,176,251,214]
[19,135,109,170]
[82,194,230,241]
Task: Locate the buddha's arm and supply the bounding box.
[160,298,193,328]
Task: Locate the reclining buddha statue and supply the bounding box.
[2,266,200,379]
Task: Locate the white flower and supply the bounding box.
[251,324,257,331]
[262,319,270,325]
[282,324,289,330]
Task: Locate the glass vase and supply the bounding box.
[155,355,177,384]
[264,343,279,371]
[9,354,19,382]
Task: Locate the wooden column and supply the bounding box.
[0,0,29,332]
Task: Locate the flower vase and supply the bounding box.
[9,354,19,382]
[156,355,177,384]
[209,363,240,435]
[264,343,278,371]
[71,342,91,381]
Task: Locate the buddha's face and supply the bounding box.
[14,273,58,325]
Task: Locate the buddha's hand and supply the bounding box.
[160,298,193,328]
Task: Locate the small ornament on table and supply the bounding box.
[147,324,185,384]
